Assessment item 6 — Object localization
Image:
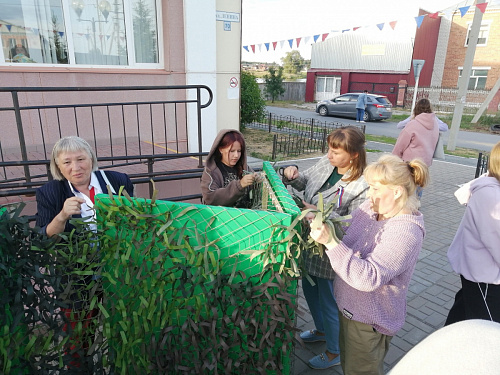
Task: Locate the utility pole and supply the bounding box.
[447,0,485,151]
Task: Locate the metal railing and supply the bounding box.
[0,85,213,203]
[248,111,365,160]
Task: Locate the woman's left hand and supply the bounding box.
[310,222,338,248]
[302,201,316,210]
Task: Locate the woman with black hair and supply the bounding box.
[201,129,256,208]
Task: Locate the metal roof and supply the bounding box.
[310,31,414,73]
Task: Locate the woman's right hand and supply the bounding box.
[240,173,255,188]
[59,196,86,221]
[284,166,299,180]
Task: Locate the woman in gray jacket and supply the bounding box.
[282,126,368,369]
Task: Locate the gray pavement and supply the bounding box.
[250,151,475,374]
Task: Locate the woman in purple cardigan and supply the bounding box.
[309,154,429,375]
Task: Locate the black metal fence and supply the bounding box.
[0,85,212,202]
[248,112,365,160]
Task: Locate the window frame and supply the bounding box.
[464,21,491,47]
[0,0,163,69]
[458,66,490,90]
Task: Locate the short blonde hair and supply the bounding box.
[364,154,429,212]
[50,136,98,180]
[488,141,500,182]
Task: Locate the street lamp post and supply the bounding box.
[72,0,112,55]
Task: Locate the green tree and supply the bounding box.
[281,50,305,75]
[133,0,158,63]
[264,66,285,103]
[241,71,266,127]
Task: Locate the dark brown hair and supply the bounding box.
[214,131,246,178]
[327,126,367,182]
[413,98,433,117]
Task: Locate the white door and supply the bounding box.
[314,76,341,102]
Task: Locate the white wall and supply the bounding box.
[183,0,242,153]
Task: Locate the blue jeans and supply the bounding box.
[302,275,340,354]
[356,108,365,121]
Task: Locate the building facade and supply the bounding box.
[0,0,243,152]
[306,6,500,112]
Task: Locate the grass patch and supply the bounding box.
[366,134,397,145]
[264,100,306,108]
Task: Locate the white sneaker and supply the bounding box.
[356,120,360,123]
[360,121,365,123]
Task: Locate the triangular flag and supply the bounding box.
[85,34,90,39]
[280,40,285,49]
[99,34,103,40]
[353,27,361,31]
[59,31,64,37]
[428,12,439,19]
[106,35,111,40]
[243,46,249,52]
[296,37,301,47]
[78,33,83,36]
[459,5,470,17]
[415,15,425,28]
[377,23,384,30]
[272,41,277,50]
[342,29,350,33]
[322,33,329,41]
[0,24,2,28]
[33,28,39,35]
[288,39,293,48]
[257,44,262,52]
[264,42,270,51]
[304,36,311,44]
[389,21,397,30]
[6,24,12,31]
[250,45,255,53]
[476,3,488,13]
[313,34,320,42]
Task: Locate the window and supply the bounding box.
[459,68,489,90]
[316,76,340,93]
[465,22,490,46]
[0,0,161,67]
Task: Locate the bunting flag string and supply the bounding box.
[245,2,488,53]
[0,20,121,41]
[265,42,270,51]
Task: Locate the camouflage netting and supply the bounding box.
[1,162,304,374]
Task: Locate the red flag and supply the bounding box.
[272,41,277,50]
[250,45,255,53]
[322,33,329,41]
[353,27,360,31]
[296,37,302,47]
[476,3,488,13]
[389,21,397,29]
[428,12,439,19]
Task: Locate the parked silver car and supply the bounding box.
[316,93,393,122]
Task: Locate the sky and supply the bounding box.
[241,0,485,63]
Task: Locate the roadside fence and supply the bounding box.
[247,111,365,160]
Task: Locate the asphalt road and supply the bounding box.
[267,106,500,153]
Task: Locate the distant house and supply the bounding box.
[306,6,500,111]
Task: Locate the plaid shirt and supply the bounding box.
[286,155,369,279]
